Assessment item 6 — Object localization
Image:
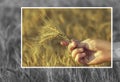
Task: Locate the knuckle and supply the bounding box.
[68,42,77,52]
[72,49,79,57]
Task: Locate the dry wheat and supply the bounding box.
[37,20,69,46]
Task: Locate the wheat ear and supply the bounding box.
[37,20,69,45]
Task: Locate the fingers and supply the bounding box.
[71,48,88,64]
[75,53,88,65]
[68,40,78,52]
[60,39,89,65]
[71,48,84,58]
[60,39,94,65]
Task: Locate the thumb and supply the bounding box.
[87,51,104,65]
[88,56,104,65]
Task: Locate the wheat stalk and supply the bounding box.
[36,20,69,46]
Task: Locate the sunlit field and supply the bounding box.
[22,8,111,67]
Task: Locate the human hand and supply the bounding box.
[60,39,111,65]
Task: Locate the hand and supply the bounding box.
[60,39,111,65]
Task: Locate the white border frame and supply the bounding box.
[21,7,113,68]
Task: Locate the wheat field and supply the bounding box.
[22,8,111,67]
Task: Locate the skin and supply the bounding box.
[60,39,111,65]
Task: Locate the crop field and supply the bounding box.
[22,8,111,67]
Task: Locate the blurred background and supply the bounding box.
[0,0,120,82]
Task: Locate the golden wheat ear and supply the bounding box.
[37,20,69,46]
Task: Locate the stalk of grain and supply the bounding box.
[37,20,69,46]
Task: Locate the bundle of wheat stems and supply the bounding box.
[38,20,69,45]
